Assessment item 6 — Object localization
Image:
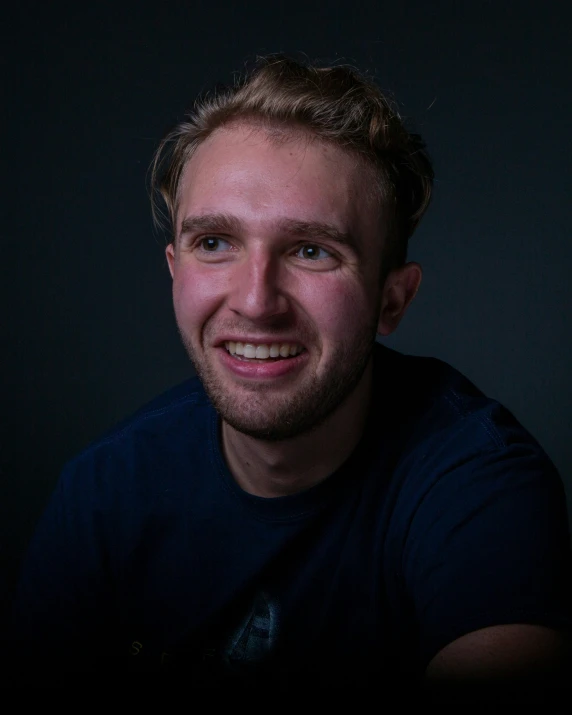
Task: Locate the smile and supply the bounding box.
[224,341,304,360]
[219,341,307,380]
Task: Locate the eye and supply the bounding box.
[296,244,333,261]
[198,236,232,252]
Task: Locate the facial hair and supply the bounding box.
[176,309,379,442]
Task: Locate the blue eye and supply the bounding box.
[297,244,332,260]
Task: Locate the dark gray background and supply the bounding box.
[2,0,571,614]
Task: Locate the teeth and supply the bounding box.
[224,341,303,359]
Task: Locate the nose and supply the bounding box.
[227,250,289,322]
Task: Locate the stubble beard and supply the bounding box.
[177,316,379,441]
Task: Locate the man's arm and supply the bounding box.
[423,623,572,703]
[9,456,119,681]
[396,432,572,704]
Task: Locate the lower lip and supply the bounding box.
[217,347,308,380]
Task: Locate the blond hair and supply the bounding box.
[150,54,434,285]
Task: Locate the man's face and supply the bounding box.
[166,123,387,440]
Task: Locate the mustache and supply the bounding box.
[205,320,316,344]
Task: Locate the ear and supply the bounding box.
[165,242,176,279]
[377,262,422,337]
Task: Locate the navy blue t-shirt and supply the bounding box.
[10,343,572,686]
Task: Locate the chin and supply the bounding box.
[222,412,323,442]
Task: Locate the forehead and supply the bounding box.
[177,123,382,239]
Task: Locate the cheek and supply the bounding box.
[172,267,225,325]
[296,276,372,334]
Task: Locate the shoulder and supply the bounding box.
[60,375,215,492]
[372,341,559,476]
[375,341,570,587]
[79,375,207,448]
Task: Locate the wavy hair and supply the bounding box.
[149,53,434,285]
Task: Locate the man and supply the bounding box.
[10,55,572,698]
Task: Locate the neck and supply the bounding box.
[221,358,374,497]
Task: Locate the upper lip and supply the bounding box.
[216,337,305,346]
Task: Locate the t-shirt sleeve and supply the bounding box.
[401,441,572,672]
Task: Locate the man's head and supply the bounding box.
[151,54,433,291]
[151,55,434,441]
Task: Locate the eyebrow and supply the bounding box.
[179,213,361,256]
[179,213,243,238]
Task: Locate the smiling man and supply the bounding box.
[10,55,572,698]
[166,119,410,497]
